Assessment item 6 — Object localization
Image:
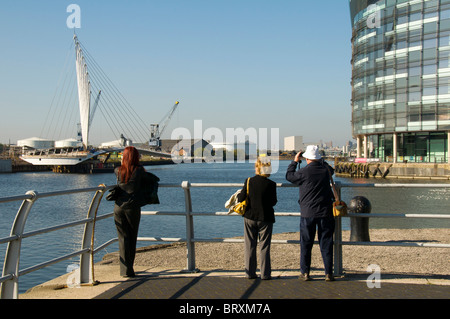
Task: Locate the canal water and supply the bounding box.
[0,160,449,294]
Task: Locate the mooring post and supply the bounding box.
[349,196,371,242]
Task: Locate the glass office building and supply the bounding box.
[350,0,450,163]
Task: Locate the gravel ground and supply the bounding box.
[102,228,450,281]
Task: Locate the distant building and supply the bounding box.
[17,137,54,150]
[349,1,449,163]
[55,138,83,148]
[160,139,210,157]
[284,136,303,151]
[209,140,257,158]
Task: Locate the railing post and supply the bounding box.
[333,182,343,277]
[79,185,106,285]
[182,181,198,272]
[1,191,38,299]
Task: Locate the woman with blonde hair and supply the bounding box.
[237,156,277,280]
[113,146,146,277]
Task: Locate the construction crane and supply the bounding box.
[149,101,180,149]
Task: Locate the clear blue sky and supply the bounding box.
[0,0,353,148]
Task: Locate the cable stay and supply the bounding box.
[89,90,101,130]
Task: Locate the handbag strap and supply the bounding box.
[246,178,250,196]
[327,167,340,202]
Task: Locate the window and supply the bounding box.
[424,11,438,19]
[440,19,450,31]
[410,12,422,22]
[416,134,429,162]
[439,85,450,95]
[397,132,447,163]
[423,48,437,60]
[409,91,421,102]
[423,64,436,75]
[424,38,437,49]
[396,115,407,127]
[374,134,394,161]
[408,106,421,122]
[439,58,450,69]
[424,0,439,9]
[439,35,450,47]
[409,65,422,76]
[429,132,447,162]
[423,87,436,96]
[438,104,450,121]
[409,50,421,62]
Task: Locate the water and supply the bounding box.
[0,160,449,294]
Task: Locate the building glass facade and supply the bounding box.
[350,0,450,163]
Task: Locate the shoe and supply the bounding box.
[247,275,257,279]
[300,273,311,281]
[261,276,272,280]
[122,271,136,278]
[325,274,335,282]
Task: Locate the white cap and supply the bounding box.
[303,145,321,160]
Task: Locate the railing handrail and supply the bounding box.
[1,181,448,206]
[0,185,115,204]
[1,181,449,299]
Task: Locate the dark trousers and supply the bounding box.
[244,218,273,279]
[114,205,141,276]
[300,216,335,275]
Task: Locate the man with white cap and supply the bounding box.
[285,145,335,281]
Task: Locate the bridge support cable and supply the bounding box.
[40,41,77,140]
[78,41,150,144]
[54,71,78,141]
[43,49,80,141]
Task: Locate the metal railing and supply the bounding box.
[1,181,450,299]
[0,184,114,299]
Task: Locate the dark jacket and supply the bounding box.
[285,160,334,218]
[237,175,277,223]
[114,166,146,209]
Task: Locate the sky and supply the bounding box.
[0,0,353,148]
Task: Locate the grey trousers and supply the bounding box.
[244,218,273,279]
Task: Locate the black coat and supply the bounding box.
[237,175,277,223]
[114,166,146,209]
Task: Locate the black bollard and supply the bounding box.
[348,196,371,242]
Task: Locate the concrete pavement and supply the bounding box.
[19,264,450,300]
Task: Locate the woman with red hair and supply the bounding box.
[113,146,146,277]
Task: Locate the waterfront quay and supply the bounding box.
[19,227,450,301]
[19,262,450,301]
[335,160,450,180]
[2,179,449,302]
[0,157,174,174]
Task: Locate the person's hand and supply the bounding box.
[294,151,303,162]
